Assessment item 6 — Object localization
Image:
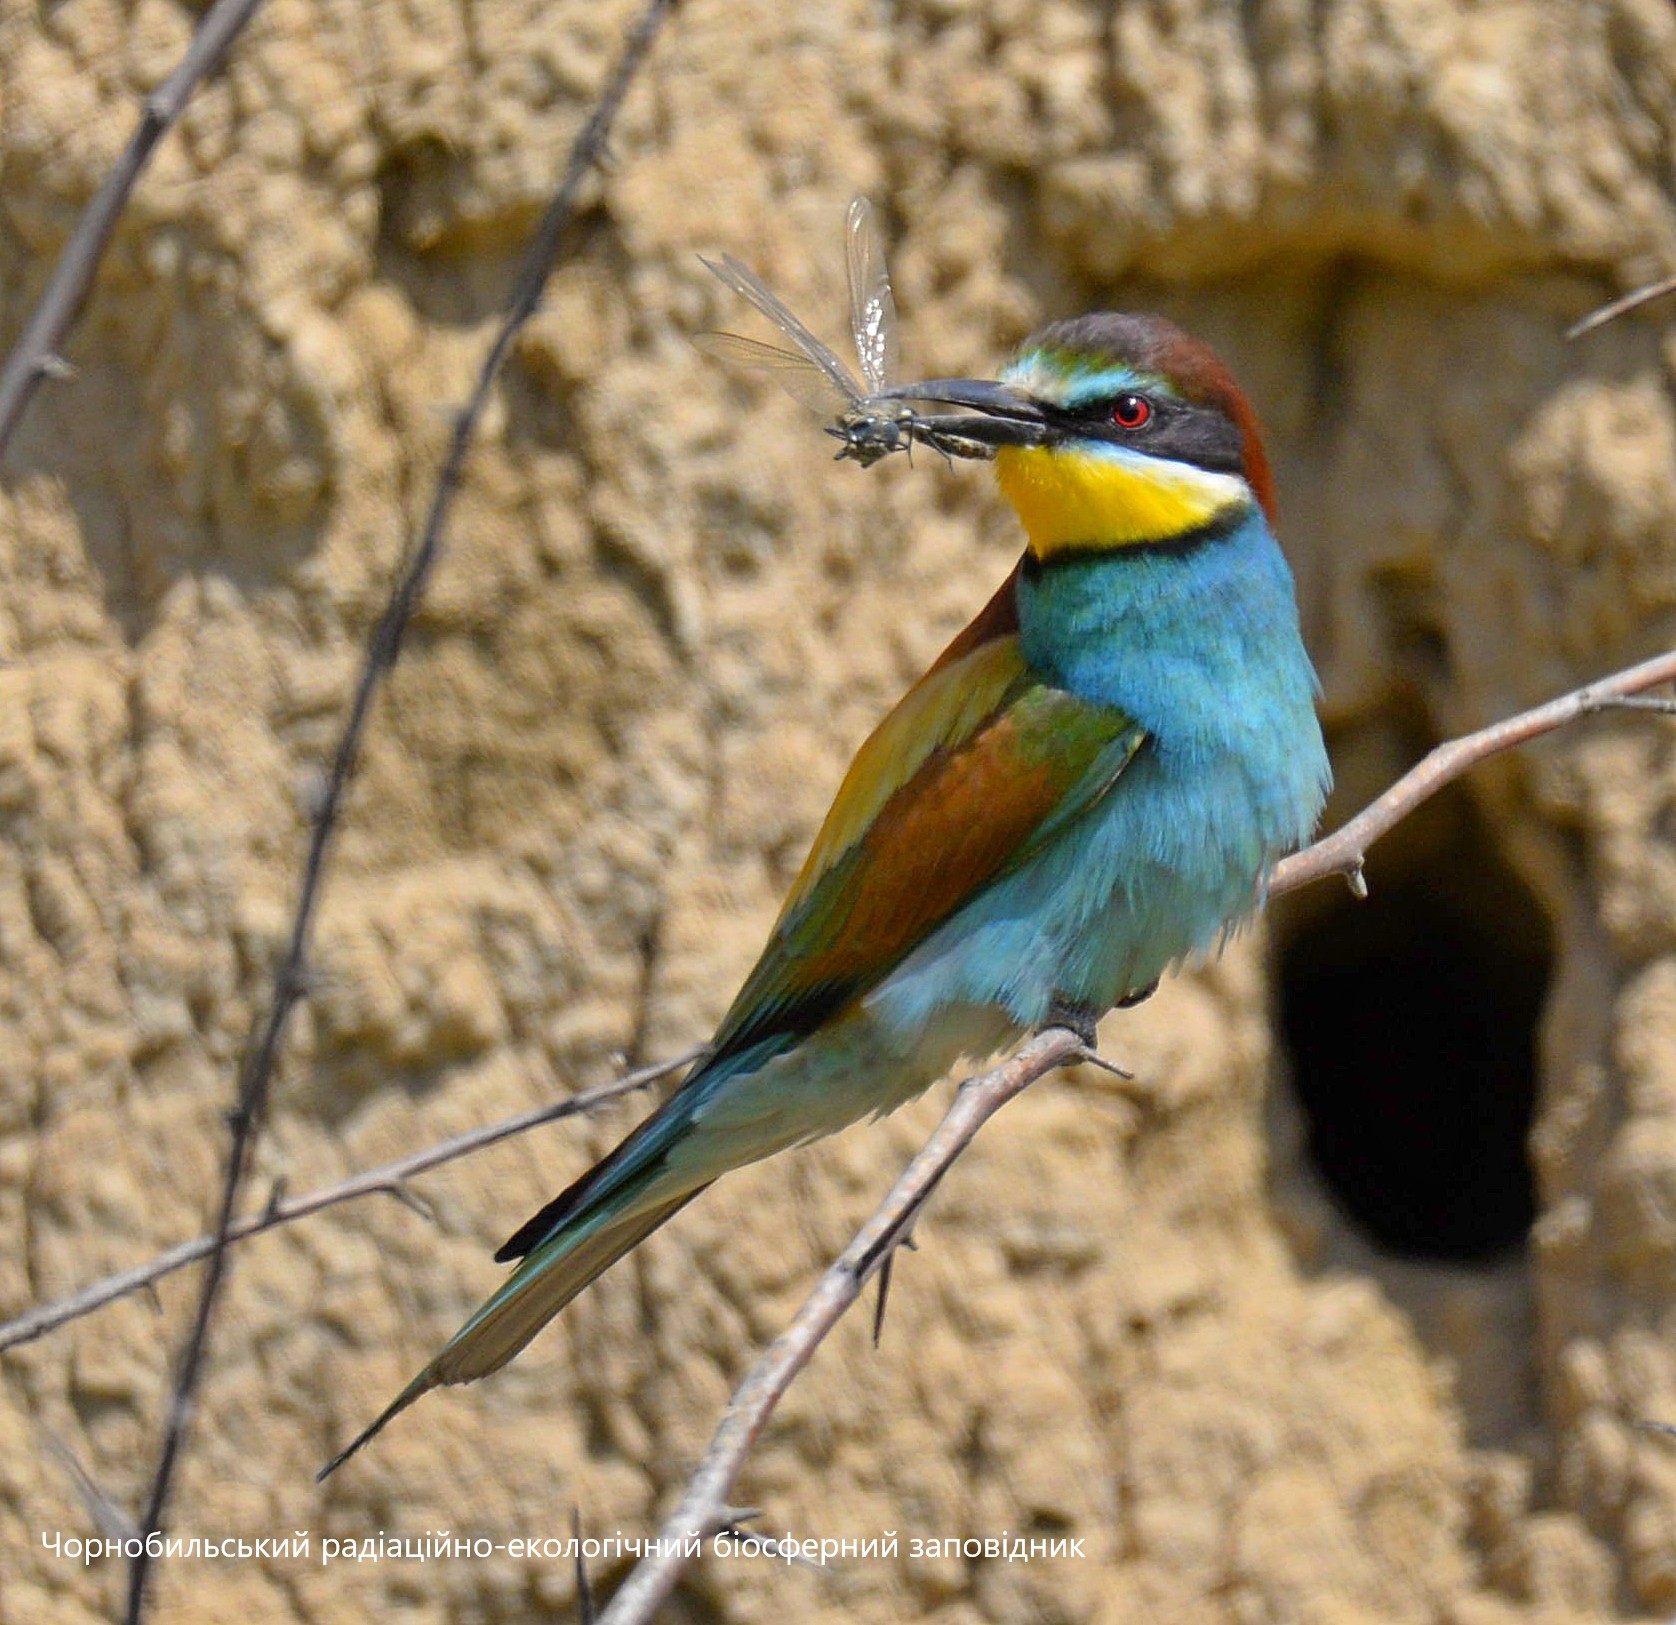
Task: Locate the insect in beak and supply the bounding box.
[868,378,1051,450]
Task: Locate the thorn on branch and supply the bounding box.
[871,1224,917,1348]
[1343,861,1369,901]
[1076,1049,1134,1084]
[376,1182,436,1224]
[261,1178,287,1223]
[35,354,76,381]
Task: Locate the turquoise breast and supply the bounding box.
[867,509,1329,1032]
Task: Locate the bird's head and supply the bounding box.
[886,314,1275,561]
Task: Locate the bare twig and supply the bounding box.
[0,0,269,457]
[595,1027,1087,1625]
[121,3,680,1619]
[0,1050,698,1356]
[592,649,1676,1624]
[1267,648,1676,900]
[1567,273,1676,340]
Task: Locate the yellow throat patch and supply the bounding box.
[995,443,1247,557]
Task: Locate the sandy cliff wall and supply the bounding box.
[4,0,1676,1620]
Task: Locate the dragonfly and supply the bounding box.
[695,199,1003,467]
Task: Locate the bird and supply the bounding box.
[320,311,1331,1477]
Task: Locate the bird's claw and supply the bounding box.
[1044,996,1102,1048]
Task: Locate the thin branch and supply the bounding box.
[593,647,1676,1624]
[0,1050,698,1356]
[1268,648,1676,900]
[0,0,269,457]
[595,1027,1088,1625]
[121,3,680,1619]
[1567,273,1676,340]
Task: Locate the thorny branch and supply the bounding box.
[591,648,1676,1625]
[6,644,1673,1582]
[0,0,270,457]
[0,1051,699,1356]
[119,2,681,1620]
[595,1026,1088,1625]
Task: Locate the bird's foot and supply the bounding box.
[1044,996,1102,1048]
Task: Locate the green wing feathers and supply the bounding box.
[714,635,1145,1052]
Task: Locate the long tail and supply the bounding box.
[318,1041,787,1479]
[317,1188,701,1479]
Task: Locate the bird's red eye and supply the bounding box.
[1112,393,1152,429]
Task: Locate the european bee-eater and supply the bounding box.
[322,312,1330,1475]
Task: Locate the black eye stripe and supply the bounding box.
[1037,396,1247,477]
[1054,391,1173,419]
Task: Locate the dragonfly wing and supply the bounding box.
[845,197,900,398]
[692,331,853,417]
[700,253,860,405]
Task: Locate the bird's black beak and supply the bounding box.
[873,378,1050,448]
